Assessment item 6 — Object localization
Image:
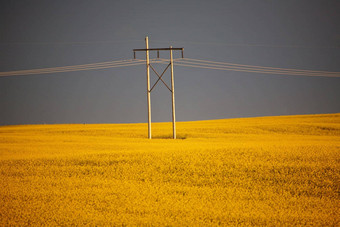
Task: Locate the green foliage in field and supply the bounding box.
[0,114,339,225]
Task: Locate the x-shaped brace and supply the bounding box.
[149,63,172,92]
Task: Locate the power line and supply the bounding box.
[0,59,145,77]
[174,62,340,77]
[2,39,338,49]
[1,57,339,78]
[0,40,142,46]
[167,58,340,78]
[178,58,339,75]
[151,40,340,49]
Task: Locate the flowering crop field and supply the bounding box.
[0,114,339,226]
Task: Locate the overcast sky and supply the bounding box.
[0,0,339,125]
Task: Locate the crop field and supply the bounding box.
[0,114,339,226]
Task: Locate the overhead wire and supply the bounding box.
[167,58,340,78]
[1,57,339,78]
[0,59,145,77]
[151,40,339,49]
[178,58,339,74]
[174,62,340,77]
[0,40,142,46]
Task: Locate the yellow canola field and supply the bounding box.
[0,114,339,226]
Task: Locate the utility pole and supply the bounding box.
[133,37,183,139]
[145,37,151,139]
[170,46,176,139]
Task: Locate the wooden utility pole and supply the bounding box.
[170,46,176,139]
[145,37,151,139]
[133,37,183,139]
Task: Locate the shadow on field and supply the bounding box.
[152,134,187,139]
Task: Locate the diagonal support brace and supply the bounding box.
[149,63,172,92]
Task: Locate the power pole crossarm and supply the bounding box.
[133,47,184,51]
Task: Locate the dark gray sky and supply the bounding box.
[0,0,339,125]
